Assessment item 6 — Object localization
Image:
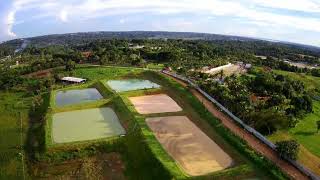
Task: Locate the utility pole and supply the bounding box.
[17,102,25,180]
[19,111,25,180]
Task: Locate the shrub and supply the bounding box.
[276,140,299,160]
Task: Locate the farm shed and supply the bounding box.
[61,77,87,83]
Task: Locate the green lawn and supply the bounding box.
[272,69,320,93]
[146,63,165,70]
[290,101,320,157]
[72,66,143,81]
[0,92,31,179]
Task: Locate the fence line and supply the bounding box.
[162,70,319,180]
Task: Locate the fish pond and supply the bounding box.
[52,107,125,143]
[106,79,160,92]
[55,88,103,107]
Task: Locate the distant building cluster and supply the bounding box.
[202,62,252,74]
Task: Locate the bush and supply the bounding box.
[276,140,299,160]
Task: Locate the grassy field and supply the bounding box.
[269,101,320,175]
[0,92,31,179]
[272,69,320,93]
[290,101,320,157]
[146,63,165,70]
[30,152,126,179]
[268,69,320,175]
[72,66,143,81]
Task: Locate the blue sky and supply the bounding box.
[1,0,320,46]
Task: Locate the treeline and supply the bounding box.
[257,57,320,77]
[1,38,319,91]
[1,38,319,70]
[0,45,83,91]
[191,70,312,135]
[74,39,253,68]
[73,39,319,71]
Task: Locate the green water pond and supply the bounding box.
[55,88,103,107]
[106,79,160,92]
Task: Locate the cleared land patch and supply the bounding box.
[146,116,233,176]
[129,94,182,114]
[52,107,125,143]
[31,152,126,179]
[55,88,103,107]
[107,79,160,92]
[204,64,246,76]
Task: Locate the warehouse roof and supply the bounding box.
[61,77,86,83]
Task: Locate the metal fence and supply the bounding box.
[162,70,319,180]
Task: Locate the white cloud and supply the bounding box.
[252,0,320,13]
[0,6,15,41]
[59,9,68,22]
[119,18,126,24]
[6,11,17,37]
[151,18,194,31]
[51,0,320,33]
[0,0,319,45]
[238,8,320,32]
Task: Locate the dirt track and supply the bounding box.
[146,116,233,176]
[163,73,309,180]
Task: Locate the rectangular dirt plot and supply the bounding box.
[55,88,103,107]
[52,107,125,143]
[146,116,233,176]
[129,94,182,114]
[107,79,160,92]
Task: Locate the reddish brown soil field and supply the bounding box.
[146,116,233,176]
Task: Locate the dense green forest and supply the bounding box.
[190,69,313,135]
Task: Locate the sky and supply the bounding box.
[0,0,320,46]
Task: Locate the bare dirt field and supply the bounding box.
[146,116,233,176]
[129,94,182,114]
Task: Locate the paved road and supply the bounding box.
[163,73,309,180]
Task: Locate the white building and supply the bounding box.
[61,77,87,83]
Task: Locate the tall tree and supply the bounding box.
[65,60,76,71]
